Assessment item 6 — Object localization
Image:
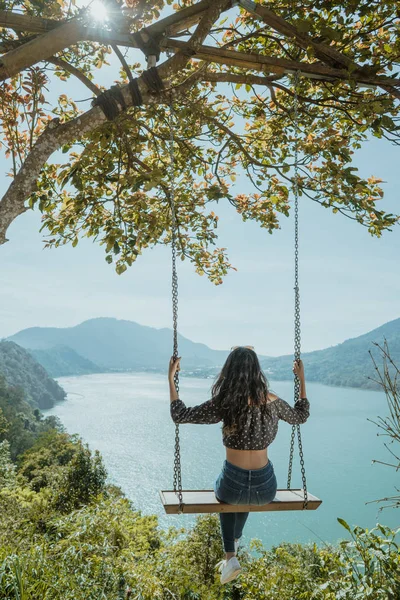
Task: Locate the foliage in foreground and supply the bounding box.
[0,425,399,600]
[369,341,400,510]
[0,342,66,410]
[0,374,62,460]
[1,366,400,600]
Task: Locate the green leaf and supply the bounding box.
[381,115,395,130]
[116,263,127,275]
[337,518,351,532]
[296,19,311,33]
[106,240,115,253]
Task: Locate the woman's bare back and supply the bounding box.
[225,393,278,469]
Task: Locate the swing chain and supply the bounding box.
[169,91,184,513]
[168,65,308,511]
[287,71,308,509]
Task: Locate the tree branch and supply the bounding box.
[0,9,60,34]
[47,56,101,96]
[241,1,357,70]
[148,0,231,37]
[163,38,400,97]
[111,44,134,83]
[0,1,232,54]
[203,112,285,170]
[1,3,399,101]
[238,1,400,99]
[201,71,284,86]
[0,0,229,244]
[0,18,83,82]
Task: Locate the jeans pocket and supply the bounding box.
[265,470,277,485]
[256,488,276,506]
[255,474,277,505]
[215,478,244,505]
[217,487,243,505]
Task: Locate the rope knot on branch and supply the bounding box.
[132,29,162,62]
[92,84,127,120]
[93,68,164,119]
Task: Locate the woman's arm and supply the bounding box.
[169,379,179,402]
[274,396,310,424]
[294,359,307,399]
[170,398,222,424]
[268,360,307,401]
[169,356,180,403]
[271,359,310,424]
[168,356,222,424]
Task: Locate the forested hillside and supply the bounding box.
[9,317,228,370]
[8,317,400,390]
[0,374,61,460]
[261,318,400,389]
[30,345,103,378]
[0,352,398,599]
[0,368,398,598]
[0,341,66,408]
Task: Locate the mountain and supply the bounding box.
[261,318,400,389]
[7,317,400,390]
[8,317,229,371]
[0,341,66,409]
[29,346,103,378]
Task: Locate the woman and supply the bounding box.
[168,346,309,585]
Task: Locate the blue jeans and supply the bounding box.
[214,460,277,553]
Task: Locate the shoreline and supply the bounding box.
[55,368,384,394]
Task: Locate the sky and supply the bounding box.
[0,8,399,356]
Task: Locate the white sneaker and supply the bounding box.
[217,556,241,584]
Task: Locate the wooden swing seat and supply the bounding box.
[160,489,322,514]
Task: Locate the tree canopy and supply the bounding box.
[0,0,399,282]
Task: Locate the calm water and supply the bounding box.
[43,373,399,549]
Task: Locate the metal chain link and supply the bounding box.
[168,92,184,513]
[286,71,308,509]
[168,63,307,511]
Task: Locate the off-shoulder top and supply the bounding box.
[170,396,310,450]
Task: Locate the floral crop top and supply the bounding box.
[170,396,310,450]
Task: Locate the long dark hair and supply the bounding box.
[212,347,271,430]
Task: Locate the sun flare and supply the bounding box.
[89,0,108,22]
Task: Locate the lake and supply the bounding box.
[43,373,399,550]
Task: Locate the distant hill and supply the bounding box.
[8,318,229,371]
[7,317,400,390]
[261,318,400,389]
[30,346,103,378]
[0,341,66,409]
